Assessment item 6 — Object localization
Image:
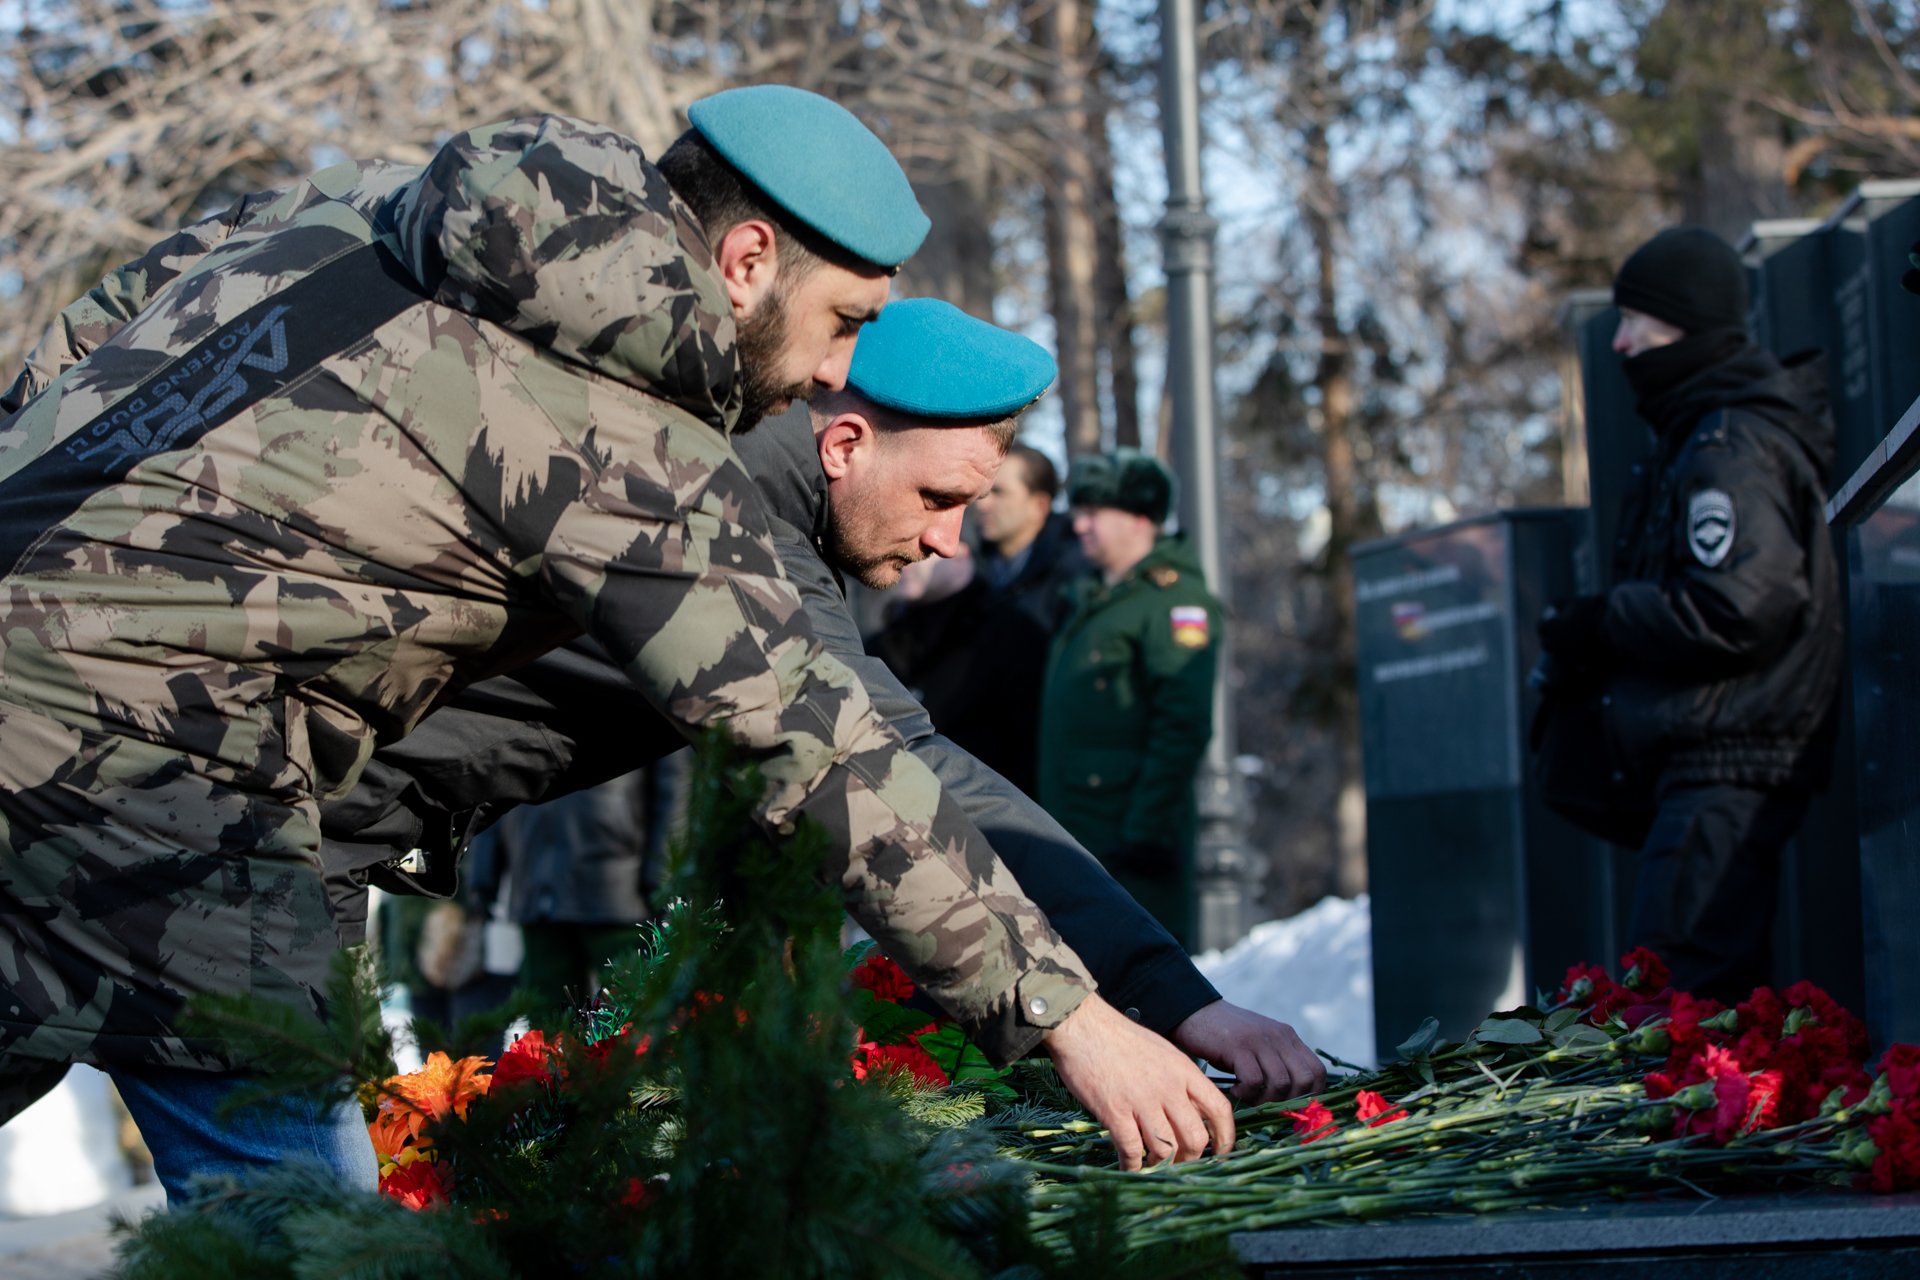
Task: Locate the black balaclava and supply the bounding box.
[1614,226,1752,421]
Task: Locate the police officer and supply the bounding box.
[1537,226,1842,1004]
[1039,451,1224,950]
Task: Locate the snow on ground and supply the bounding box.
[1194,894,1376,1071]
[0,1065,130,1216]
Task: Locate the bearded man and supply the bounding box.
[0,92,1316,1201]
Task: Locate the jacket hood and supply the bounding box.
[377,115,742,431]
[1645,343,1836,482]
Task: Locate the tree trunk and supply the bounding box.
[1681,94,1790,243]
[1668,0,1790,241]
[902,140,997,319]
[1092,118,1140,448]
[552,0,679,157]
[1303,63,1368,899]
[1040,0,1104,458]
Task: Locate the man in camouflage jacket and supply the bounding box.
[0,106,1231,1192]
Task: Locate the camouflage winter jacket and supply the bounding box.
[0,117,1091,1071]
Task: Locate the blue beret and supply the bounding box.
[847,298,1057,419]
[687,86,931,269]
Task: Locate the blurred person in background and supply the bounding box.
[464,766,675,1011]
[974,445,1088,632]
[1532,226,1841,1004]
[1039,451,1223,951]
[375,885,517,1033]
[868,544,1050,795]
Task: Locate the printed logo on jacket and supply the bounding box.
[1688,488,1735,567]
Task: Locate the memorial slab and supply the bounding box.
[1234,1191,1920,1278]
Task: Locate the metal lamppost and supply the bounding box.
[1159,0,1264,952]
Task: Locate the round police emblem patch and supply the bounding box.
[1687,488,1735,567]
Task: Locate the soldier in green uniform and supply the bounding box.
[1039,451,1223,950]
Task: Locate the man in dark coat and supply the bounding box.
[868,546,1050,796]
[975,445,1088,632]
[1537,226,1843,1004]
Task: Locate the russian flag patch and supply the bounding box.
[1171,606,1210,649]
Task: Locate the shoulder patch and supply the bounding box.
[1687,488,1735,567]
[1171,605,1210,649]
[1148,565,1180,587]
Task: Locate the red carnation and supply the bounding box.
[1285,1100,1337,1142]
[492,1029,558,1090]
[1745,1068,1785,1132]
[1620,947,1670,994]
[1662,992,1728,1074]
[852,953,916,1004]
[1736,987,1788,1042]
[1870,1110,1920,1192]
[1704,1047,1754,1143]
[1557,962,1615,1007]
[583,1024,651,1067]
[614,1176,659,1219]
[1620,987,1674,1029]
[1784,980,1870,1063]
[851,1024,950,1087]
[1355,1090,1408,1127]
[381,1158,453,1211]
[1587,985,1637,1026]
[1820,1062,1872,1111]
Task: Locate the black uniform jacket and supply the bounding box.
[869,580,1049,796]
[321,407,1220,1034]
[1605,346,1843,790]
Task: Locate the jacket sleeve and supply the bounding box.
[773,530,1221,1036]
[0,192,275,414]
[1122,596,1220,848]
[1605,421,1812,680]
[514,396,1092,1065]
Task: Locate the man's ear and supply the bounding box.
[817,412,879,481]
[717,220,781,320]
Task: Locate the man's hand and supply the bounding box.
[1170,1000,1327,1105]
[1043,992,1234,1170]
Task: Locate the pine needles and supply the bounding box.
[112,730,1232,1279]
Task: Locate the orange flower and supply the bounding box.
[389,1051,492,1123]
[367,1106,425,1176]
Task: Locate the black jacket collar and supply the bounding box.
[732,403,830,548]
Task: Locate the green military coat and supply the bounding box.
[1038,535,1221,948]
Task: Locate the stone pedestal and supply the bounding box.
[1234,1192,1920,1278]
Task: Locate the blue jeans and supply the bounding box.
[107,1064,378,1206]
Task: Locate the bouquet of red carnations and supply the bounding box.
[1013,946,1920,1252]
